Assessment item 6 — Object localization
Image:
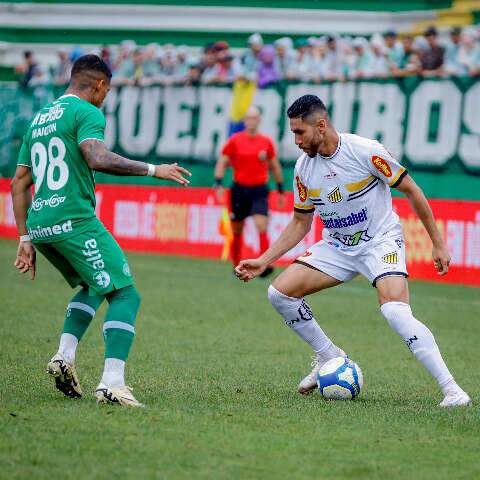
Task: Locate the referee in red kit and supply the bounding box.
[214,106,284,277]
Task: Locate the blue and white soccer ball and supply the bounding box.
[317,357,363,400]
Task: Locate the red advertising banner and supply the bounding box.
[1,179,479,286]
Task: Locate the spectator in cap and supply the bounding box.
[369,34,389,78]
[323,35,345,81]
[349,37,374,79]
[420,26,445,76]
[287,38,314,81]
[257,44,280,87]
[444,27,463,75]
[241,33,263,81]
[383,30,404,68]
[273,37,295,79]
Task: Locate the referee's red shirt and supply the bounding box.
[221,131,276,187]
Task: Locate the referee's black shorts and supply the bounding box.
[230,183,269,222]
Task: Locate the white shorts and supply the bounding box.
[294,229,408,287]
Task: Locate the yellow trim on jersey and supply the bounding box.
[294,203,315,211]
[388,167,406,187]
[308,189,321,198]
[345,176,375,193]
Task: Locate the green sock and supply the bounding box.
[103,286,141,361]
[63,286,104,340]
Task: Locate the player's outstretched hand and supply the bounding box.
[14,241,36,280]
[155,163,192,185]
[432,243,450,276]
[235,258,267,282]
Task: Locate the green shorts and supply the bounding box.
[35,217,134,296]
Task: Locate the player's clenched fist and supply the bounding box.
[235,259,267,282]
[155,163,192,185]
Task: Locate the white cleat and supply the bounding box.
[95,382,144,408]
[439,389,472,408]
[46,352,82,398]
[298,348,347,395]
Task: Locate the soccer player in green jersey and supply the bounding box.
[11,54,191,407]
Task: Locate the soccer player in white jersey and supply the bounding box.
[235,95,470,408]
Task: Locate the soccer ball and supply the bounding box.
[317,357,363,400]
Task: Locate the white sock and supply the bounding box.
[58,333,78,364]
[101,358,125,387]
[380,301,457,395]
[268,285,341,360]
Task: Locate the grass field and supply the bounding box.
[0,238,479,479]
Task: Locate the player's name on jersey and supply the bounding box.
[322,209,368,229]
[32,123,57,139]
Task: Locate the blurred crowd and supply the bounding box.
[15,26,480,89]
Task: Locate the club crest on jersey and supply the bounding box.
[382,252,399,264]
[327,187,343,203]
[371,156,392,177]
[296,176,308,202]
[300,251,312,257]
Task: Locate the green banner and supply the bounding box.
[1,78,479,198]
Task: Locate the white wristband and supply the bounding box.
[20,234,31,242]
[146,163,156,177]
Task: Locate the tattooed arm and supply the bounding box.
[80,139,191,184]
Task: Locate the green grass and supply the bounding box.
[0,238,479,479]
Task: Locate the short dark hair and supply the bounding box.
[71,54,112,81]
[287,95,327,120]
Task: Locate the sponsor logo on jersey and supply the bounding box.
[31,194,66,212]
[323,209,367,230]
[28,220,73,240]
[371,156,392,177]
[32,104,65,127]
[300,251,312,257]
[330,229,372,247]
[382,251,399,264]
[83,238,107,271]
[327,186,343,203]
[93,271,111,288]
[296,176,308,202]
[324,173,337,179]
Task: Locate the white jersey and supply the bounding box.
[293,133,407,256]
